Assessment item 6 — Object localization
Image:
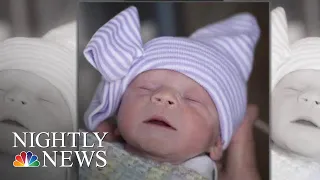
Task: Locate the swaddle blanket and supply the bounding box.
[79,132,216,180]
[271,146,320,180]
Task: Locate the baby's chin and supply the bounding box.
[272,118,320,159]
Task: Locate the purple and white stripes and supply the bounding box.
[84,6,143,82]
[83,6,260,149]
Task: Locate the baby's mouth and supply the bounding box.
[291,118,319,129]
[144,116,177,131]
[0,117,29,130]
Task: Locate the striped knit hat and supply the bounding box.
[0,22,77,132]
[271,7,320,90]
[84,6,260,149]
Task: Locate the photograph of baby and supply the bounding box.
[78,2,269,180]
[0,21,77,180]
[0,1,77,179]
[271,6,320,180]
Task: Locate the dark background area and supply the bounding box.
[78,2,269,180]
[1,0,318,38]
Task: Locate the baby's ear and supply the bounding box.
[208,137,223,161]
[95,120,119,141]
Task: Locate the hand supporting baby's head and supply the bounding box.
[84,6,260,164]
[271,7,320,160]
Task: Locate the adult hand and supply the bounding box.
[219,104,261,180]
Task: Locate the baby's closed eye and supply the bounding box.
[39,98,53,104]
[284,87,302,92]
[184,96,201,103]
[135,84,158,94]
[138,84,158,91]
[281,86,317,101]
[138,86,153,91]
[283,87,304,96]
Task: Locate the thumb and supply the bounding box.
[244,104,259,126]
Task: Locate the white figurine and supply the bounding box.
[0,22,76,180]
[271,7,320,180]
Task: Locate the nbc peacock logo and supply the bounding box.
[13,151,40,167]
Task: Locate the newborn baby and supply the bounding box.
[0,22,76,180]
[83,6,260,180]
[271,7,320,180]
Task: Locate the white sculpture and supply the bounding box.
[271,7,320,180]
[0,22,76,180]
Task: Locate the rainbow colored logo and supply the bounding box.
[13,151,40,167]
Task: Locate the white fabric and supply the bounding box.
[183,155,217,180]
[271,146,320,180]
[42,21,76,51]
[271,7,320,90]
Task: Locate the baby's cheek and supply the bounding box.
[272,91,299,121]
[117,100,134,131]
[117,98,145,133]
[193,108,216,131]
[183,124,215,153]
[183,111,215,143]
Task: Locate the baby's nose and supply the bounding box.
[4,88,31,107]
[151,88,178,108]
[298,90,320,107]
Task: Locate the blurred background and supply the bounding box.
[78,2,269,180]
[1,0,319,40]
[226,0,320,42]
[0,0,77,39]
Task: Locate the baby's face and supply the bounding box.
[0,70,73,155]
[272,70,320,160]
[0,70,72,132]
[117,69,220,163]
